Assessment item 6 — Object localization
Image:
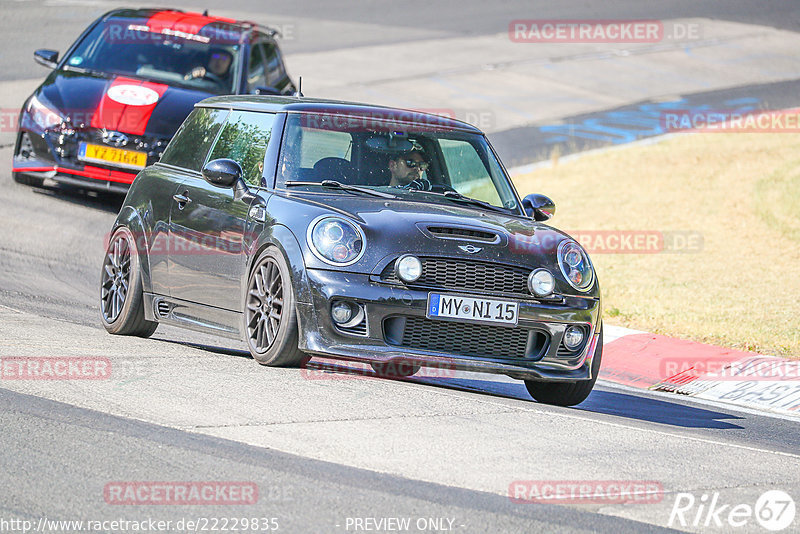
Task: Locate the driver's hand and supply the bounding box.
[401,177,432,191]
[184,66,207,80]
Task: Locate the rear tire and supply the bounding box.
[100,226,158,337]
[525,325,603,407]
[245,247,307,367]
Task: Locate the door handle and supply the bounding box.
[173,192,191,209]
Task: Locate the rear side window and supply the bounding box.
[208,111,276,186]
[160,108,228,171]
[246,43,268,93]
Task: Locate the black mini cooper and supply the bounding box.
[14,8,294,193]
[100,96,603,406]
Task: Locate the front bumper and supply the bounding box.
[12,123,163,193]
[297,268,601,382]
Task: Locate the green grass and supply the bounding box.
[513,133,800,357]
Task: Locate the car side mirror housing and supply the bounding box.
[522,193,556,221]
[253,85,281,96]
[202,158,243,188]
[34,49,59,69]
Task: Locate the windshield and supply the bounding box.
[63,17,241,95]
[278,112,520,213]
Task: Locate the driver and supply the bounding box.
[388,150,431,190]
[207,49,233,77]
[185,49,232,83]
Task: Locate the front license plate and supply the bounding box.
[78,142,147,170]
[427,293,519,325]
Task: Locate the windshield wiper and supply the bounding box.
[407,189,512,215]
[284,180,398,199]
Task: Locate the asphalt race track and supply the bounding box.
[1,2,799,533]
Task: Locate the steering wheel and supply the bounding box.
[183,66,225,88]
[429,183,457,194]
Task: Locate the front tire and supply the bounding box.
[100,226,158,337]
[525,325,603,407]
[245,247,307,367]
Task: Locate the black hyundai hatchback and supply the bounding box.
[101,96,603,406]
[13,8,295,193]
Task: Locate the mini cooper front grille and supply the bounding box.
[426,226,499,243]
[380,258,531,296]
[336,320,368,336]
[383,316,548,360]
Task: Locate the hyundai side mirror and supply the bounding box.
[202,158,243,188]
[522,193,556,221]
[34,49,59,69]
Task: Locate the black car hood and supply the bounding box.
[285,191,575,269]
[35,69,213,138]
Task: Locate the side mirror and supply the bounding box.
[34,49,59,69]
[253,85,281,96]
[202,158,243,188]
[522,193,556,221]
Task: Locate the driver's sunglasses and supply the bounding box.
[404,159,429,171]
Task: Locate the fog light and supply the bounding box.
[331,301,353,324]
[563,326,585,350]
[396,255,422,283]
[528,268,555,297]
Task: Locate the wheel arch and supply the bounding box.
[244,224,316,345]
[112,206,153,293]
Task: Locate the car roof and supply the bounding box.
[99,8,279,39]
[196,95,483,133]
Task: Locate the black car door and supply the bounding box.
[168,109,277,311]
[149,106,228,295]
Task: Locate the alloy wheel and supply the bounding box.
[246,258,285,353]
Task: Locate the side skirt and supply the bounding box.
[143,292,243,341]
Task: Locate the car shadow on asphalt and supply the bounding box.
[144,340,746,430]
[30,182,125,214]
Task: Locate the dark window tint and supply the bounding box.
[208,111,276,186]
[263,43,283,86]
[246,43,268,92]
[159,108,228,171]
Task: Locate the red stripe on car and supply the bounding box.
[146,10,236,35]
[90,76,168,136]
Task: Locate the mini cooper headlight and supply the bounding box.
[395,255,422,283]
[557,240,594,292]
[528,268,555,297]
[308,216,365,265]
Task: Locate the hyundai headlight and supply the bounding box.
[308,216,365,265]
[27,94,63,130]
[557,240,594,291]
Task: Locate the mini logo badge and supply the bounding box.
[102,130,129,147]
[458,244,482,254]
